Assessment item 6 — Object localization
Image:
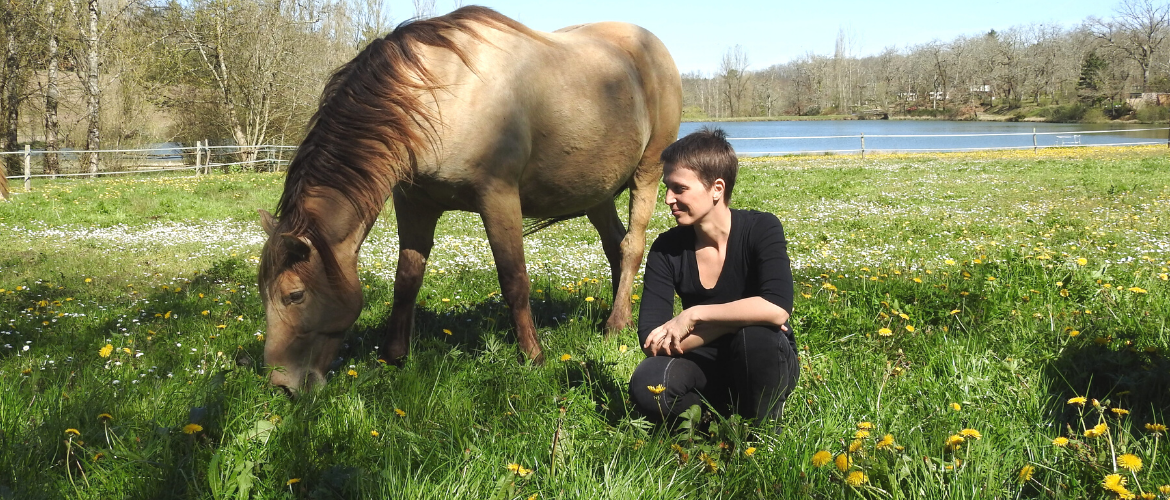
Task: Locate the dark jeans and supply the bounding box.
[628,325,799,424]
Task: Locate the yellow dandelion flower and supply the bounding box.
[442,328,453,336]
[1112,408,1129,416]
[631,294,640,301]
[1067,396,1087,406]
[506,463,533,477]
[959,429,982,440]
[286,478,300,485]
[945,434,965,450]
[585,296,594,302]
[98,413,112,421]
[1103,474,1133,498]
[370,430,379,437]
[394,408,406,417]
[845,470,867,487]
[945,260,955,265]
[647,384,666,395]
[744,447,756,457]
[1140,492,1155,500]
[848,439,863,453]
[201,310,209,316]
[877,327,893,337]
[857,421,874,430]
[85,278,92,283]
[65,428,80,436]
[854,429,871,439]
[182,423,203,434]
[1018,464,1034,483]
[951,402,962,411]
[1128,287,1148,294]
[99,344,113,358]
[1145,423,1167,433]
[560,354,571,361]
[834,453,851,472]
[811,450,832,467]
[1118,454,1142,472]
[905,325,915,332]
[1159,485,1170,495]
[876,434,894,449]
[347,369,357,377]
[1077,258,1088,266]
[1052,437,1069,447]
[949,309,961,315]
[619,344,628,353]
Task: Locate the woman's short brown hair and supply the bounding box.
[660,126,738,202]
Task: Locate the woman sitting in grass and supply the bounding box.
[629,127,798,427]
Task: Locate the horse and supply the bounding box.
[257,6,681,394]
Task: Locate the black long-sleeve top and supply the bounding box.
[637,209,794,346]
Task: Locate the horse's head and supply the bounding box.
[257,208,363,396]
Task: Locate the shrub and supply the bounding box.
[1136,105,1170,123]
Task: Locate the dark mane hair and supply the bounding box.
[262,6,539,289]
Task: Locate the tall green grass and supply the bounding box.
[1,148,1168,498]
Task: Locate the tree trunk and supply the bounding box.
[84,0,100,176]
[45,0,60,176]
[3,26,18,176]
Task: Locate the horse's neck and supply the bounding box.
[301,188,382,255]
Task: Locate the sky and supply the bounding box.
[380,0,1118,73]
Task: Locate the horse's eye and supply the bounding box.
[288,290,305,303]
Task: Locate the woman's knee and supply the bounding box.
[628,356,705,420]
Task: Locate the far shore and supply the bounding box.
[683,114,1153,124]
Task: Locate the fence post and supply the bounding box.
[860,132,866,159]
[194,140,202,176]
[1166,125,1169,148]
[23,145,31,191]
[1033,128,1037,153]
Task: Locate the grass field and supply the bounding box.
[1,146,1169,499]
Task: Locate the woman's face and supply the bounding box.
[663,164,723,226]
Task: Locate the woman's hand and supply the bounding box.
[643,310,697,356]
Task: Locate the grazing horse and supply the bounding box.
[257,6,681,393]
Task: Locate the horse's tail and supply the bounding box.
[522,185,631,236]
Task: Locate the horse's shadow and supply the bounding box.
[1044,341,1170,429]
[343,287,634,424]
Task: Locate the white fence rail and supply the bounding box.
[2,143,296,190]
[723,126,1170,157]
[4,127,1169,188]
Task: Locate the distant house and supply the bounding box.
[1126,92,1170,108]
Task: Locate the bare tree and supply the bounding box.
[719,45,749,117]
[412,0,435,19]
[44,0,61,175]
[1089,0,1170,91]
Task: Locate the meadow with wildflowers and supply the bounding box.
[0,146,1168,499]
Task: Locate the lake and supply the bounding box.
[679,120,1168,155]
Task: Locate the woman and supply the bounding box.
[628,127,799,426]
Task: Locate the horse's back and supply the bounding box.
[408,19,681,217]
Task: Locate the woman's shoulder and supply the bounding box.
[649,225,692,254]
[733,209,783,229]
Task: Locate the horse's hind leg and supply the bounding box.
[478,185,544,364]
[586,201,626,328]
[382,194,442,363]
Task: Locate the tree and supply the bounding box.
[1078,50,1109,104]
[1089,0,1170,91]
[719,45,749,117]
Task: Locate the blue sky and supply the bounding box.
[385,1,1117,73]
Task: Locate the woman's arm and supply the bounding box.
[644,296,790,355]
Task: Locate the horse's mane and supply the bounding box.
[262,6,539,288]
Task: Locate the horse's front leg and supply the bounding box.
[381,195,442,363]
[479,186,544,364]
[605,162,662,335]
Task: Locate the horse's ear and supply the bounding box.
[278,233,313,263]
[258,209,278,236]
